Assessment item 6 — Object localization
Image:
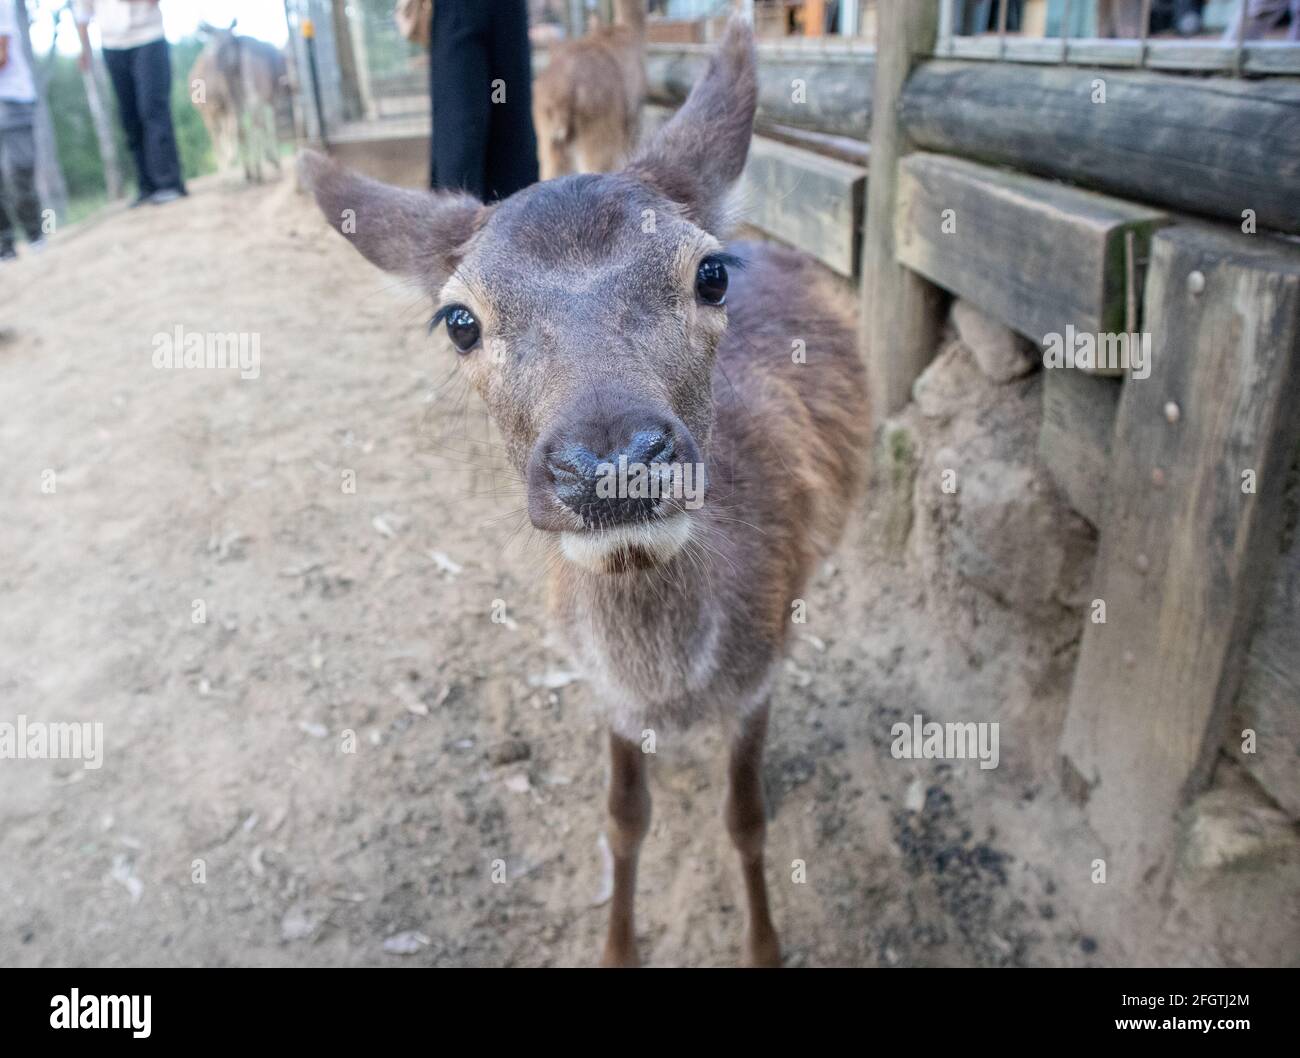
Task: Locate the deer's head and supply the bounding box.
[302,18,757,572]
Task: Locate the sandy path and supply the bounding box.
[0,176,1109,967]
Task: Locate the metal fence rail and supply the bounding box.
[937,0,1300,74]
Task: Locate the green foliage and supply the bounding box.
[43,33,216,205]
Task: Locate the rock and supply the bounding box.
[951,299,1035,383]
[1180,776,1300,875]
[909,349,1095,623]
[875,416,919,554]
[488,739,531,766]
[381,930,430,955]
[279,905,317,942]
[912,341,991,420]
[1165,763,1300,966]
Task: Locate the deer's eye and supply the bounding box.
[439,305,481,353]
[695,257,729,306]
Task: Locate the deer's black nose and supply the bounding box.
[548,428,676,528]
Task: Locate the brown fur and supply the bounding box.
[300,16,870,967]
[191,23,286,183]
[533,0,647,179]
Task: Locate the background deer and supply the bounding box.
[191,22,286,184]
[301,16,869,967]
[533,0,648,179]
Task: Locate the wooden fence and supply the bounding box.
[299,1,1300,891]
[646,2,1300,892]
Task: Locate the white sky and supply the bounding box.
[30,0,291,54]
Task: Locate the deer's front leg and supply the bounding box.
[602,731,650,967]
[726,703,781,967]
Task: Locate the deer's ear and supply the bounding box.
[298,150,484,285]
[626,16,757,234]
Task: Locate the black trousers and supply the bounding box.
[0,102,42,252]
[103,38,185,197]
[429,0,538,201]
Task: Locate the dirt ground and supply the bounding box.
[0,174,1247,967]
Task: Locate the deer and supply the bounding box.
[191,21,286,184]
[533,0,648,180]
[299,16,869,967]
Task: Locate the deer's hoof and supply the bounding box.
[600,944,641,968]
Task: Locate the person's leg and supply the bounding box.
[0,123,16,257]
[132,39,185,195]
[103,46,152,198]
[428,0,492,196]
[2,112,43,243]
[1225,0,1289,39]
[485,0,539,200]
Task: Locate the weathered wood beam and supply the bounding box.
[860,1,944,421]
[642,105,866,277]
[1230,460,1300,819]
[740,137,866,278]
[895,153,1168,347]
[644,45,873,141]
[1038,369,1122,527]
[1059,224,1300,892]
[899,60,1300,237]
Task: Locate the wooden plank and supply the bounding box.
[740,137,866,278]
[644,44,874,141]
[1058,224,1300,891]
[860,0,944,420]
[895,153,1168,347]
[1038,368,1122,527]
[643,103,871,167]
[1230,478,1300,819]
[899,61,1300,237]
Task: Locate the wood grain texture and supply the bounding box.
[645,46,873,141]
[1230,471,1300,819]
[895,153,1167,345]
[899,61,1300,237]
[1058,224,1300,891]
[1038,368,1122,527]
[740,137,866,278]
[860,0,943,420]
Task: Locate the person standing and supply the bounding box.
[1227,0,1300,41]
[428,0,538,201]
[0,0,45,260]
[75,0,186,206]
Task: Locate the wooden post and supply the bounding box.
[859,0,943,421]
[1059,224,1300,892]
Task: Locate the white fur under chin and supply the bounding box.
[560,513,693,572]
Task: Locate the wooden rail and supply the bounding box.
[857,2,1300,892]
